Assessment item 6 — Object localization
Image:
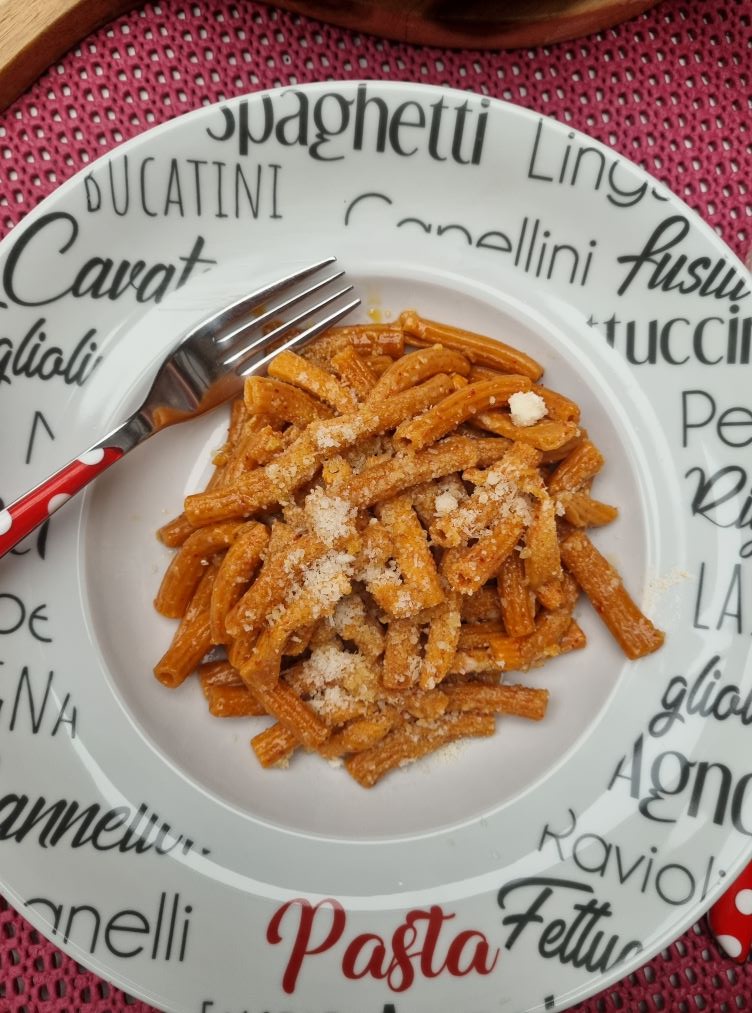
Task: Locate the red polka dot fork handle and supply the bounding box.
[709,860,752,962]
[0,434,127,559]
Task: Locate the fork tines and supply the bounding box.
[219,259,360,375]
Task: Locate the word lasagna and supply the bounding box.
[153,310,664,787]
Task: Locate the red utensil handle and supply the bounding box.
[0,446,123,559]
[708,860,752,961]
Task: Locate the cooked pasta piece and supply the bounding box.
[420,591,461,689]
[524,497,563,591]
[155,521,246,618]
[210,523,269,643]
[268,349,357,414]
[345,713,496,788]
[560,530,665,659]
[368,346,470,402]
[154,563,218,687]
[560,491,619,528]
[443,682,549,721]
[472,412,579,451]
[442,517,525,596]
[251,722,299,768]
[498,552,536,637]
[244,376,332,426]
[394,376,532,452]
[330,345,379,400]
[548,439,605,495]
[376,494,443,616]
[400,310,543,380]
[383,616,422,690]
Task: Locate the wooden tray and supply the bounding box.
[0,0,662,113]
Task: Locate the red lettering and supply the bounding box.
[342,932,387,980]
[416,906,456,976]
[387,916,419,991]
[266,898,346,994]
[267,899,500,994]
[445,929,501,976]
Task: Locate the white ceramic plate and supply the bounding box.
[0,81,750,1013]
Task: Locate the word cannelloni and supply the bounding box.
[153,310,664,786]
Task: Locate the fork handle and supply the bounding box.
[0,443,124,559]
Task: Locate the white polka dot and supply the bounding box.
[0,509,11,535]
[77,448,105,466]
[717,933,743,959]
[47,493,70,515]
[735,889,752,915]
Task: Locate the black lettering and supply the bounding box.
[10,667,53,733]
[164,159,184,216]
[84,174,101,212]
[107,157,130,216]
[0,593,25,635]
[276,91,308,148]
[105,909,149,958]
[64,904,100,948]
[538,809,577,860]
[682,390,716,447]
[239,96,274,152]
[234,163,261,218]
[3,213,78,307]
[206,106,235,144]
[608,734,643,798]
[389,101,426,158]
[617,216,690,296]
[693,317,724,364]
[528,120,554,182]
[353,84,388,152]
[686,466,746,526]
[140,157,157,216]
[688,761,732,825]
[732,773,752,835]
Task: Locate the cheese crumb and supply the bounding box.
[434,491,459,516]
[304,488,355,546]
[266,603,286,625]
[282,547,305,575]
[298,550,354,608]
[508,391,547,428]
[314,417,362,450]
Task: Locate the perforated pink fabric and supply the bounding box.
[1,0,751,261]
[0,1,751,1010]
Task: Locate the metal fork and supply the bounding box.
[0,258,359,560]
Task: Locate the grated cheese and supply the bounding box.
[282,547,305,575]
[304,488,356,546]
[314,417,364,450]
[267,603,286,625]
[434,491,459,516]
[508,390,547,427]
[298,550,354,608]
[304,644,357,689]
[360,551,402,587]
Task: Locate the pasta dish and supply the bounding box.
[152,311,664,787]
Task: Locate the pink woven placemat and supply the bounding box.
[0,1,751,1010]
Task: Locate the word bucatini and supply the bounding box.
[153,311,664,785]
